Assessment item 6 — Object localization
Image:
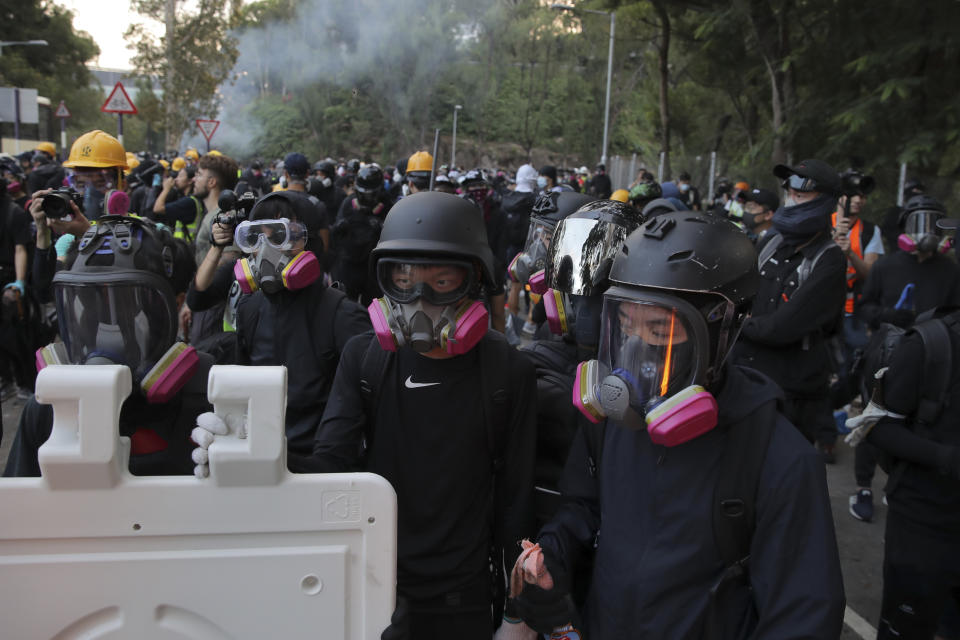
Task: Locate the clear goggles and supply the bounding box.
[903,210,943,237]
[598,290,709,410]
[547,217,630,296]
[234,218,307,253]
[781,173,820,193]
[53,271,178,375]
[521,219,557,269]
[376,258,476,306]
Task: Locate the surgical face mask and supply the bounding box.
[401,183,410,198]
[571,291,719,446]
[321,176,333,189]
[368,297,488,355]
[679,182,690,193]
[279,175,288,189]
[537,176,548,190]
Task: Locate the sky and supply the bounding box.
[57,0,164,70]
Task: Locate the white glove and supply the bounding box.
[844,400,905,447]
[191,412,247,479]
[493,619,538,640]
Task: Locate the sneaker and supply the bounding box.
[849,488,874,522]
[521,321,537,337]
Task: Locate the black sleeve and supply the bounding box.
[156,196,199,227]
[186,261,237,311]
[856,257,885,329]
[495,350,538,568]
[31,246,59,302]
[307,334,371,472]
[9,205,31,247]
[741,245,846,346]
[3,398,54,477]
[536,424,603,579]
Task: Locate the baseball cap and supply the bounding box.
[283,152,310,178]
[773,158,841,196]
[744,187,780,212]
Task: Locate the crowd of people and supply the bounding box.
[1,129,959,639]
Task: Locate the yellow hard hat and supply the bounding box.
[63,130,127,169]
[159,159,170,169]
[611,189,629,203]
[185,148,200,161]
[172,157,186,172]
[35,141,56,157]
[206,149,222,157]
[125,152,140,170]
[407,150,433,174]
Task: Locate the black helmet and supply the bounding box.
[314,160,335,178]
[547,200,646,297]
[610,210,758,307]
[347,158,361,175]
[355,163,384,194]
[530,191,597,227]
[641,197,683,219]
[602,210,759,389]
[899,195,947,250]
[372,191,496,293]
[53,216,195,376]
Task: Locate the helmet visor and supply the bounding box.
[520,219,556,274]
[547,217,630,296]
[53,271,178,376]
[903,210,943,237]
[377,258,475,306]
[599,292,705,411]
[234,218,307,253]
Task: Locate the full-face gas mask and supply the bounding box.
[899,209,951,255]
[37,220,199,403]
[508,219,555,292]
[232,218,321,294]
[368,258,488,355]
[572,289,723,447]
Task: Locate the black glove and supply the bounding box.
[880,307,916,328]
[508,548,580,634]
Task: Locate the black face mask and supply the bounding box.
[772,194,837,245]
[742,210,768,231]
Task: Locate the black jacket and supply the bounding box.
[235,280,371,458]
[857,250,960,329]
[733,232,846,395]
[538,364,846,639]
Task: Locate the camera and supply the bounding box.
[216,187,257,227]
[41,187,84,219]
[841,170,875,197]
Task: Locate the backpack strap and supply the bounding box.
[912,318,953,427]
[797,237,838,288]
[478,333,513,473]
[756,233,782,271]
[358,333,390,459]
[710,400,778,595]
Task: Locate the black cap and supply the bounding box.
[773,158,841,196]
[283,152,310,178]
[744,187,779,212]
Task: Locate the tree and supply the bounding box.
[125,0,241,149]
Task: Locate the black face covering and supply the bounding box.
[772,194,838,245]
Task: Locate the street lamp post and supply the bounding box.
[551,5,614,167]
[451,104,463,170]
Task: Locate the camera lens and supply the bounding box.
[42,193,68,219]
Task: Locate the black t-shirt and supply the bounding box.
[0,198,32,273]
[159,194,203,228]
[857,250,960,329]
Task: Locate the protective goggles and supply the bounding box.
[376,258,476,306]
[234,218,307,253]
[781,173,820,193]
[903,210,943,237]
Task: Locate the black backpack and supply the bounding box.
[582,397,778,639]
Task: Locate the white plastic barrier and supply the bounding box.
[0,365,397,639]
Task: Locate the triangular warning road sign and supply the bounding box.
[54,101,71,118]
[196,119,220,142]
[101,83,138,115]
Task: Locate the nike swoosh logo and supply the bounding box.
[405,376,441,389]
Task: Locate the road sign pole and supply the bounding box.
[117,114,123,146]
[13,88,20,153]
[206,138,210,153]
[60,118,66,161]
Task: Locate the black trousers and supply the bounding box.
[855,441,879,488]
[878,512,960,640]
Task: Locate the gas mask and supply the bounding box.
[898,210,951,255]
[508,219,555,286]
[40,270,198,404]
[537,176,548,190]
[232,218,321,294]
[320,176,333,189]
[367,258,488,355]
[571,290,721,447]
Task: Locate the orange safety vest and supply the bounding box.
[831,212,863,314]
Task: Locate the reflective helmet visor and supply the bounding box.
[547,217,630,296]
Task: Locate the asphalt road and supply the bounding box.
[0,391,886,637]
